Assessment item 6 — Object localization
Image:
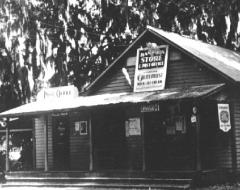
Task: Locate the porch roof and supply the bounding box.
[0,83,224,118]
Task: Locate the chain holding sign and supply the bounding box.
[218,103,231,132]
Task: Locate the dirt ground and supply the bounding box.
[1,185,240,190]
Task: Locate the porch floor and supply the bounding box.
[1,169,227,189]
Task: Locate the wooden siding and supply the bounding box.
[69,112,89,170]
[200,100,232,170]
[34,116,53,170]
[34,116,44,169]
[232,98,240,171]
[214,146,232,169]
[94,67,134,94]
[91,49,224,95]
[165,57,223,88]
[47,115,53,169]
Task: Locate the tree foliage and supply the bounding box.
[0,0,239,110]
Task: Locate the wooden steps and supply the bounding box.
[1,171,193,189]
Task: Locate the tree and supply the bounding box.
[0,0,239,111]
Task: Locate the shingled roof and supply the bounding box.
[87,26,240,91]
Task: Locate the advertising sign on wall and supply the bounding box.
[125,118,141,137]
[218,103,231,132]
[134,45,169,92]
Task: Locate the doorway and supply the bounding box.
[144,103,195,170]
[52,115,70,170]
[200,101,219,169]
[93,107,127,170]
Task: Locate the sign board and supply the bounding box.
[218,103,231,132]
[37,85,78,101]
[125,118,141,137]
[134,46,169,92]
[141,103,159,112]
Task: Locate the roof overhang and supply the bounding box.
[0,84,225,118]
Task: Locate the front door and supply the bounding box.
[53,115,70,170]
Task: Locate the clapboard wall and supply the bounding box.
[34,115,53,170]
[69,112,90,170]
[47,115,53,169]
[231,94,240,171]
[91,47,224,95]
[88,39,232,171]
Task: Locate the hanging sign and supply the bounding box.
[133,45,169,92]
[218,104,231,132]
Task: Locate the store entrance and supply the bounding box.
[144,104,195,170]
[53,115,70,170]
[93,107,127,170]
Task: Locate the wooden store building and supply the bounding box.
[1,26,240,182]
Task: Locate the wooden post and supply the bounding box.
[32,118,36,170]
[141,112,146,171]
[44,115,48,171]
[89,112,93,171]
[5,119,9,172]
[196,113,201,171]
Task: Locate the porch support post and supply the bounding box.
[89,111,93,171]
[141,112,146,171]
[5,118,9,172]
[44,115,48,171]
[196,111,201,171]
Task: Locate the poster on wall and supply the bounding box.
[79,121,88,135]
[125,118,141,137]
[133,45,169,92]
[74,121,88,135]
[218,104,231,132]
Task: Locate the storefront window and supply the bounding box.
[0,117,33,171]
[0,131,33,171]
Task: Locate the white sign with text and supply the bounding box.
[134,46,169,92]
[218,103,231,132]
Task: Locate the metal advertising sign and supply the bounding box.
[218,103,231,132]
[133,45,169,92]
